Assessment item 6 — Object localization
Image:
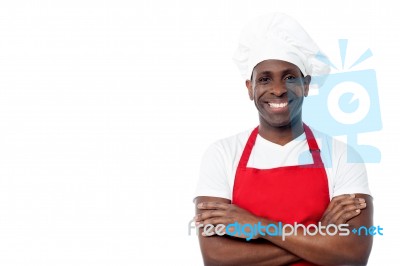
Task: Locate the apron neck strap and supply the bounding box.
[238,124,324,168]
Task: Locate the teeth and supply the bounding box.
[268,102,288,108]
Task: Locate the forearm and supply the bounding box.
[195,195,373,265]
[251,195,374,265]
[195,196,299,265]
[199,234,301,266]
[260,220,373,265]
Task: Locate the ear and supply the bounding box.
[245,79,254,101]
[303,75,311,97]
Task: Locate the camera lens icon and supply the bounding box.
[303,69,382,163]
[304,69,381,135]
[328,81,371,125]
[302,40,382,163]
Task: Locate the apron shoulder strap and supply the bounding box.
[303,124,324,167]
[237,127,258,168]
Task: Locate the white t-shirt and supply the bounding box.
[194,127,371,201]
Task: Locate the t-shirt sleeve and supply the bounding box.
[332,144,371,197]
[193,142,231,202]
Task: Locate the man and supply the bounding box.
[193,13,373,266]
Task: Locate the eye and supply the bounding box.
[258,77,271,84]
[284,75,296,81]
[284,75,301,84]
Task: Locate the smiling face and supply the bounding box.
[246,59,310,129]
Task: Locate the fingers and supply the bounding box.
[194,202,257,240]
[330,206,362,225]
[198,217,232,227]
[329,197,366,216]
[194,202,231,227]
[321,194,358,221]
[194,213,233,238]
[324,194,355,213]
[195,202,231,225]
[194,210,226,223]
[321,194,367,225]
[320,194,352,222]
[197,201,230,210]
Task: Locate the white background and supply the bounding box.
[0,0,398,265]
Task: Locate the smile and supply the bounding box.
[268,102,288,108]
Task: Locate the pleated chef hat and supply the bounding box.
[233,13,330,81]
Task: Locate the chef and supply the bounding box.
[193,13,373,266]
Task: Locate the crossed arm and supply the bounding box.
[194,194,373,266]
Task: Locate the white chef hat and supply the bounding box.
[233,13,330,81]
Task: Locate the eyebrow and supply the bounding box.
[256,68,301,77]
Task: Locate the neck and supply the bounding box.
[258,117,304,146]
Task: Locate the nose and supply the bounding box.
[271,81,287,97]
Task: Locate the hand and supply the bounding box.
[320,194,367,226]
[194,202,260,240]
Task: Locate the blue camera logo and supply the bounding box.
[303,39,382,163]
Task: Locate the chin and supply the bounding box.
[270,121,292,128]
[262,114,301,128]
[263,118,292,128]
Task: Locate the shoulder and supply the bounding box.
[309,126,364,163]
[196,129,254,201]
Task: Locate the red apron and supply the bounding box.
[232,124,330,266]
